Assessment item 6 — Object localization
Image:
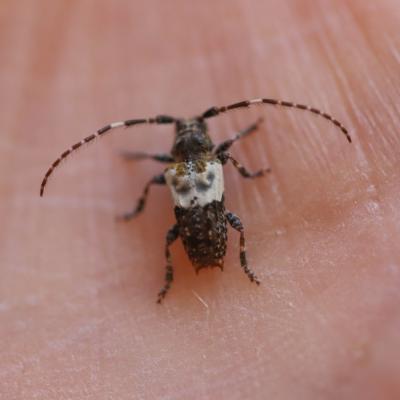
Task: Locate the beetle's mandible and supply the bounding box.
[40,97,351,303]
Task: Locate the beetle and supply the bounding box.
[40,97,351,302]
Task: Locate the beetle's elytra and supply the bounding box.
[40,97,351,302]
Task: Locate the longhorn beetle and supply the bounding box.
[40,98,351,303]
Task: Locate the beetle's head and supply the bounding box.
[172,119,213,161]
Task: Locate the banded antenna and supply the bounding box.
[201,97,351,143]
[39,115,176,196]
[40,97,350,196]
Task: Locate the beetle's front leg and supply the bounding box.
[214,118,264,154]
[118,174,166,221]
[121,151,174,163]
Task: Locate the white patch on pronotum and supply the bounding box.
[165,161,224,208]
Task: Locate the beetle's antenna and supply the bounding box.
[201,98,351,143]
[40,115,176,196]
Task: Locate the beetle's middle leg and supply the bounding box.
[218,153,271,179]
[118,174,165,221]
[226,211,260,285]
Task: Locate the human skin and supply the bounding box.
[1,0,399,399]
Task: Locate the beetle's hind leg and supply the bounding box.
[226,211,260,285]
[117,173,166,221]
[157,224,179,303]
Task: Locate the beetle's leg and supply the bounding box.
[214,118,264,154]
[121,151,174,163]
[226,211,260,285]
[157,224,180,303]
[118,174,166,221]
[218,153,271,179]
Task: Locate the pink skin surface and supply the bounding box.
[1,1,400,399]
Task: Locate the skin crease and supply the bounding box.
[0,0,399,399]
